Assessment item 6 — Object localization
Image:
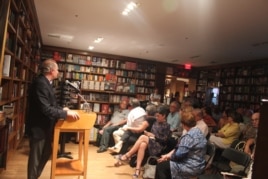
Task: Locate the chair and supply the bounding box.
[230,139,246,152]
[198,147,251,179]
[191,142,216,179]
[204,141,216,169]
[214,148,251,178]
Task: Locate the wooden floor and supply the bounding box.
[0,137,136,179]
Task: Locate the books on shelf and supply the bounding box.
[89,128,98,141]
[97,115,110,125]
[100,81,105,91]
[93,103,100,112]
[53,52,63,61]
[101,104,109,114]
[3,55,11,77]
[105,73,117,82]
[3,104,14,119]
[89,81,95,90]
[104,82,116,91]
[104,73,117,91]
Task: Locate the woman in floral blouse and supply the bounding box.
[155,111,207,179]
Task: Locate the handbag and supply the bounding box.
[143,156,158,179]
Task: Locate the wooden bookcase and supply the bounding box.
[0,0,41,169]
[195,69,221,106]
[41,46,158,141]
[196,61,268,111]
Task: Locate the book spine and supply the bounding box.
[3,55,11,76]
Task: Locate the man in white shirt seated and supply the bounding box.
[108,98,146,153]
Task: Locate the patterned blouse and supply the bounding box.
[170,127,207,179]
[148,121,170,156]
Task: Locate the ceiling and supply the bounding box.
[34,0,268,67]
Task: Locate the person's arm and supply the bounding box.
[35,78,69,120]
[158,149,175,163]
[114,118,127,126]
[102,120,112,129]
[244,138,255,155]
[126,120,149,133]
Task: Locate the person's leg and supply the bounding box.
[110,130,133,153]
[133,141,148,177]
[108,128,125,153]
[155,161,171,179]
[27,137,45,179]
[36,136,53,177]
[121,135,149,159]
[98,126,118,152]
[209,135,230,149]
[113,127,124,144]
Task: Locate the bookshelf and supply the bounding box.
[0,0,41,168]
[41,46,158,140]
[196,62,268,111]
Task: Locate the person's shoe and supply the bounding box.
[115,154,130,164]
[114,160,123,167]
[97,147,107,153]
[108,146,120,153]
[132,168,141,179]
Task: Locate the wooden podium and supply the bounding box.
[50,110,96,179]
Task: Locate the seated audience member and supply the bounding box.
[116,105,171,178]
[202,106,217,132]
[96,99,129,153]
[209,110,241,149]
[108,99,146,153]
[112,104,157,166]
[217,108,231,130]
[243,112,259,155]
[167,101,181,132]
[182,108,209,137]
[173,102,194,138]
[155,111,207,179]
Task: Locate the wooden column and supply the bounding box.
[252,100,268,179]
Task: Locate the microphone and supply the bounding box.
[65,80,80,93]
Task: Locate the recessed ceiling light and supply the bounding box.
[88,46,94,50]
[122,2,138,16]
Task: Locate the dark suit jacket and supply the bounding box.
[25,74,67,139]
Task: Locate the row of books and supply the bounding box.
[80,103,111,114]
[47,51,157,72]
[65,71,155,83]
[83,93,133,104]
[65,64,110,74]
[62,64,156,79]
[81,80,137,93]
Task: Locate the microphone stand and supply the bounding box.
[77,93,90,112]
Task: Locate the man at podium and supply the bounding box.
[25,59,80,179]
